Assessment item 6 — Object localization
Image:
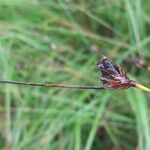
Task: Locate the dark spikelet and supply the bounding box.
[96,56,135,89]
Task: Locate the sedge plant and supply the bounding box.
[0,56,149,92]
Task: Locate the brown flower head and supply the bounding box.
[96,56,135,89]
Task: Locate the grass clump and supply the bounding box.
[0,0,150,149]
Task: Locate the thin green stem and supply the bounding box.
[0,80,105,90]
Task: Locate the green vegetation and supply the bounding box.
[0,0,150,149]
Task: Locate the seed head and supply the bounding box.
[96,56,135,89]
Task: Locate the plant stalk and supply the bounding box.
[134,83,150,92]
[0,80,105,90]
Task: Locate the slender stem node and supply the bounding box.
[134,83,150,92]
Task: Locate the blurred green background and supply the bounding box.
[0,0,150,149]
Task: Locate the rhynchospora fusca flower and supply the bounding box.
[96,56,150,92]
